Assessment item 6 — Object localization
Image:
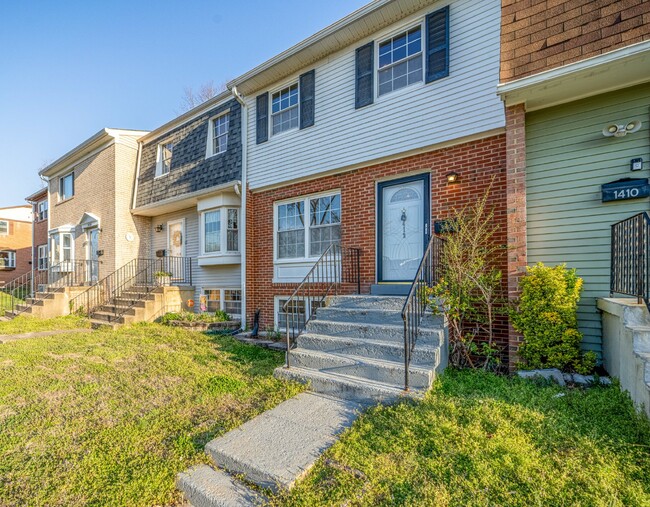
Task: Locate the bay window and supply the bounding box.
[51,232,74,265]
[200,208,240,255]
[275,193,341,261]
[0,251,16,269]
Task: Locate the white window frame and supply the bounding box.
[270,82,300,136]
[0,220,8,235]
[202,288,242,318]
[274,296,325,332]
[37,200,48,221]
[375,21,425,99]
[0,251,16,269]
[37,244,48,270]
[200,207,240,256]
[155,142,173,178]
[59,172,74,201]
[205,111,230,158]
[273,190,341,263]
[50,231,74,265]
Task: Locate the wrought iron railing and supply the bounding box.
[283,244,361,368]
[69,256,192,321]
[401,235,444,391]
[611,212,650,306]
[1,260,99,316]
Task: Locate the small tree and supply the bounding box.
[177,81,227,113]
[511,263,596,374]
[426,183,504,370]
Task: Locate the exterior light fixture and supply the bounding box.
[446,171,459,184]
[602,120,642,137]
[155,224,164,232]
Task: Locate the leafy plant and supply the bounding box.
[510,262,596,374]
[154,271,172,277]
[157,310,231,325]
[425,182,504,370]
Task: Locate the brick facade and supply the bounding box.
[501,0,650,82]
[0,217,32,286]
[246,135,510,356]
[505,104,527,367]
[29,189,49,273]
[136,99,242,208]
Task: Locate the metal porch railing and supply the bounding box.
[611,212,650,307]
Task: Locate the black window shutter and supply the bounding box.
[425,6,450,83]
[256,93,269,144]
[355,41,374,109]
[299,69,316,129]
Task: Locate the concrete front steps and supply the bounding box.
[88,286,159,328]
[274,295,448,404]
[4,288,64,319]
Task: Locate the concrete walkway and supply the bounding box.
[0,328,91,344]
[177,392,362,506]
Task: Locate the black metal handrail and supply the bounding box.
[69,256,192,321]
[283,244,361,368]
[401,235,444,391]
[611,212,650,306]
[1,260,99,317]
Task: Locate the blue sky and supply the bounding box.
[0,0,367,207]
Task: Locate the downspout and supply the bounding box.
[231,86,248,331]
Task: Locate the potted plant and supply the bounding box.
[154,270,172,286]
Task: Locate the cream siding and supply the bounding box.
[150,208,241,310]
[245,0,503,190]
[526,83,650,356]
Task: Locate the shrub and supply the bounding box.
[511,263,596,374]
[425,182,504,370]
[158,310,231,325]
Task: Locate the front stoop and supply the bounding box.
[177,393,361,506]
[177,295,448,506]
[274,295,448,403]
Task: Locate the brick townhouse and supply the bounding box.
[230,0,509,347]
[498,0,650,364]
[0,205,33,286]
[25,187,49,276]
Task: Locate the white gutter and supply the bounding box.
[231,85,248,330]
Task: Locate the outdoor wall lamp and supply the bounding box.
[155,224,164,232]
[446,171,460,184]
[602,120,642,138]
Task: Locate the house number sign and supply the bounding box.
[602,178,650,203]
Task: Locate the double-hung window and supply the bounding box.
[156,143,173,177]
[209,113,229,156]
[271,84,299,135]
[60,173,74,200]
[0,251,16,269]
[204,288,242,317]
[37,200,48,221]
[0,220,7,235]
[51,232,73,264]
[201,208,240,255]
[378,26,423,96]
[37,244,48,270]
[276,193,341,260]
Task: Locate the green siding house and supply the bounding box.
[526,83,650,357]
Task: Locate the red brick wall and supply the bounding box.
[505,104,527,368]
[246,134,510,355]
[0,220,33,286]
[501,0,650,82]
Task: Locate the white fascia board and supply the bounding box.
[497,40,650,111]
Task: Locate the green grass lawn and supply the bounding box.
[273,369,650,507]
[0,291,24,314]
[0,315,91,335]
[0,323,303,506]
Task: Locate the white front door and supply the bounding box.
[167,220,185,257]
[378,175,429,282]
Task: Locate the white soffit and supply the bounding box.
[497,40,650,111]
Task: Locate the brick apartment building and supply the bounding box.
[0,205,33,286]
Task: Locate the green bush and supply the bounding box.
[511,263,596,374]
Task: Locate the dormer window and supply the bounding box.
[155,143,173,177]
[378,26,423,96]
[206,113,230,158]
[272,84,299,135]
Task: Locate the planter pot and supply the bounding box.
[156,276,171,287]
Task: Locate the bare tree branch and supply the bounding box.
[177,81,227,113]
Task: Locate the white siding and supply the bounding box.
[246,0,503,190]
[150,208,241,309]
